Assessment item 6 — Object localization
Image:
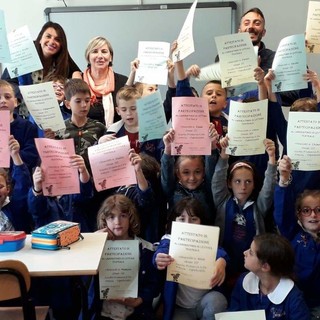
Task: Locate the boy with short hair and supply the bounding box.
[99,86,164,162]
[172,42,228,140]
[62,79,106,169]
[0,79,39,173]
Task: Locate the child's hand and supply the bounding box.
[186,64,201,78]
[105,226,116,240]
[264,69,275,88]
[219,135,229,159]
[33,166,44,193]
[254,67,265,85]
[163,129,175,154]
[264,138,276,164]
[69,154,86,173]
[95,227,109,234]
[130,58,140,72]
[129,149,142,172]
[108,297,143,308]
[167,59,174,73]
[8,135,20,156]
[44,129,55,139]
[209,123,219,149]
[155,253,174,270]
[99,134,116,144]
[210,257,226,288]
[304,69,320,90]
[170,40,178,57]
[278,155,292,186]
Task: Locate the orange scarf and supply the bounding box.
[83,67,115,103]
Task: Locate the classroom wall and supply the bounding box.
[0,0,242,38]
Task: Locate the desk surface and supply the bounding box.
[0,233,107,277]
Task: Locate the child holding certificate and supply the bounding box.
[229,233,310,320]
[0,79,39,173]
[153,197,228,320]
[125,57,176,123]
[274,156,320,319]
[99,86,164,163]
[44,78,106,172]
[0,136,32,232]
[161,126,219,225]
[211,136,277,294]
[44,74,71,121]
[262,69,320,198]
[172,41,228,141]
[28,154,94,231]
[91,194,161,320]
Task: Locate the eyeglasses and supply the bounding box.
[53,83,64,90]
[298,206,320,216]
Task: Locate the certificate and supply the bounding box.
[216,310,266,320]
[172,0,197,62]
[287,112,320,171]
[305,1,320,53]
[88,136,136,192]
[0,10,11,63]
[35,138,80,196]
[167,222,219,289]
[135,41,170,85]
[227,100,267,156]
[6,25,42,78]
[215,33,257,88]
[272,34,307,92]
[19,82,66,132]
[99,240,139,299]
[0,110,10,168]
[136,91,167,142]
[171,96,211,155]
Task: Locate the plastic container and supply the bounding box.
[0,231,26,252]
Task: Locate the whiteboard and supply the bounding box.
[45,2,237,95]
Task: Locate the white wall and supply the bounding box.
[0,0,242,39]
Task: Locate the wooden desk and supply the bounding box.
[0,233,107,277]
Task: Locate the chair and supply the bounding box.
[0,259,49,320]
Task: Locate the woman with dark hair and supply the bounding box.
[82,36,128,127]
[2,21,81,89]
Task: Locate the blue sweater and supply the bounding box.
[274,185,320,308]
[229,272,310,320]
[2,163,33,232]
[10,113,39,172]
[28,179,94,232]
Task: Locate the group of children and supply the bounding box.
[0,18,320,320]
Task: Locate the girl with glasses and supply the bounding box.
[274,155,320,319]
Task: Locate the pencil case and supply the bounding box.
[31,220,83,250]
[0,231,26,252]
